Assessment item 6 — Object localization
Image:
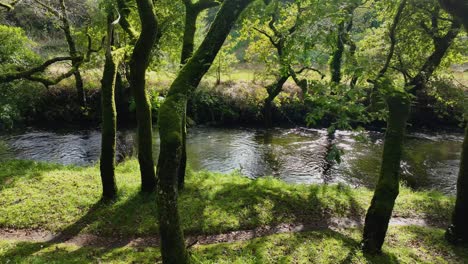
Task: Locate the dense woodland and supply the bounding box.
[0,0,467,263]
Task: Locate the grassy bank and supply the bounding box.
[1,226,467,263]
[0,159,454,237]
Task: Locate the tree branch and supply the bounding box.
[193,0,221,11]
[253,27,278,46]
[26,64,80,87]
[375,0,407,80]
[117,0,138,42]
[32,0,60,17]
[85,33,105,61]
[294,66,325,79]
[0,1,12,9]
[0,0,21,10]
[0,56,79,83]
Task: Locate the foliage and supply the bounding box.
[305,83,371,130]
[0,25,40,72]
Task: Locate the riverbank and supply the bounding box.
[1,75,465,130]
[0,159,466,262]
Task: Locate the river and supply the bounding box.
[0,127,463,194]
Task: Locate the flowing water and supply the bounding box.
[0,127,463,194]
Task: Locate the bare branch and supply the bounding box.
[0,56,80,84]
[376,0,407,80]
[85,33,105,61]
[117,0,138,42]
[0,1,13,9]
[253,27,278,46]
[26,65,79,87]
[32,0,60,17]
[0,0,22,10]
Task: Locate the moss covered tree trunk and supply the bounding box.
[439,0,468,244]
[263,75,289,128]
[177,0,221,190]
[178,6,197,191]
[330,21,345,84]
[129,0,159,193]
[156,0,254,262]
[446,123,468,243]
[181,9,197,65]
[99,12,120,200]
[362,92,410,253]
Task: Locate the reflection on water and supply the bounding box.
[0,127,463,194]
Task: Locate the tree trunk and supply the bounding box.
[438,0,468,245]
[58,0,86,107]
[130,0,159,193]
[330,22,345,84]
[177,1,221,190]
[181,8,197,65]
[446,123,468,243]
[157,95,189,263]
[263,75,289,128]
[362,92,410,254]
[156,1,254,262]
[177,6,197,191]
[438,0,468,29]
[74,70,86,108]
[263,97,273,128]
[178,111,187,190]
[99,12,120,200]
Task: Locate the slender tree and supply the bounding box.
[438,0,468,244]
[129,0,160,193]
[99,9,122,200]
[362,0,461,253]
[177,0,221,190]
[250,1,309,127]
[156,0,258,262]
[329,2,359,85]
[32,0,87,107]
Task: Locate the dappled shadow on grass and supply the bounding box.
[0,241,162,263]
[0,230,399,264]
[1,163,369,237]
[397,225,468,262]
[180,172,368,236]
[181,175,325,235]
[0,195,158,261]
[395,189,454,227]
[194,229,401,263]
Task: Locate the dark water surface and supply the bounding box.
[0,127,463,194]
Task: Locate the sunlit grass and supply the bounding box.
[0,226,467,263]
[0,159,455,238]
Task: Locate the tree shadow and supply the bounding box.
[180,172,370,237]
[0,193,158,260]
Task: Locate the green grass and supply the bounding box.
[0,159,454,238]
[1,226,467,263]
